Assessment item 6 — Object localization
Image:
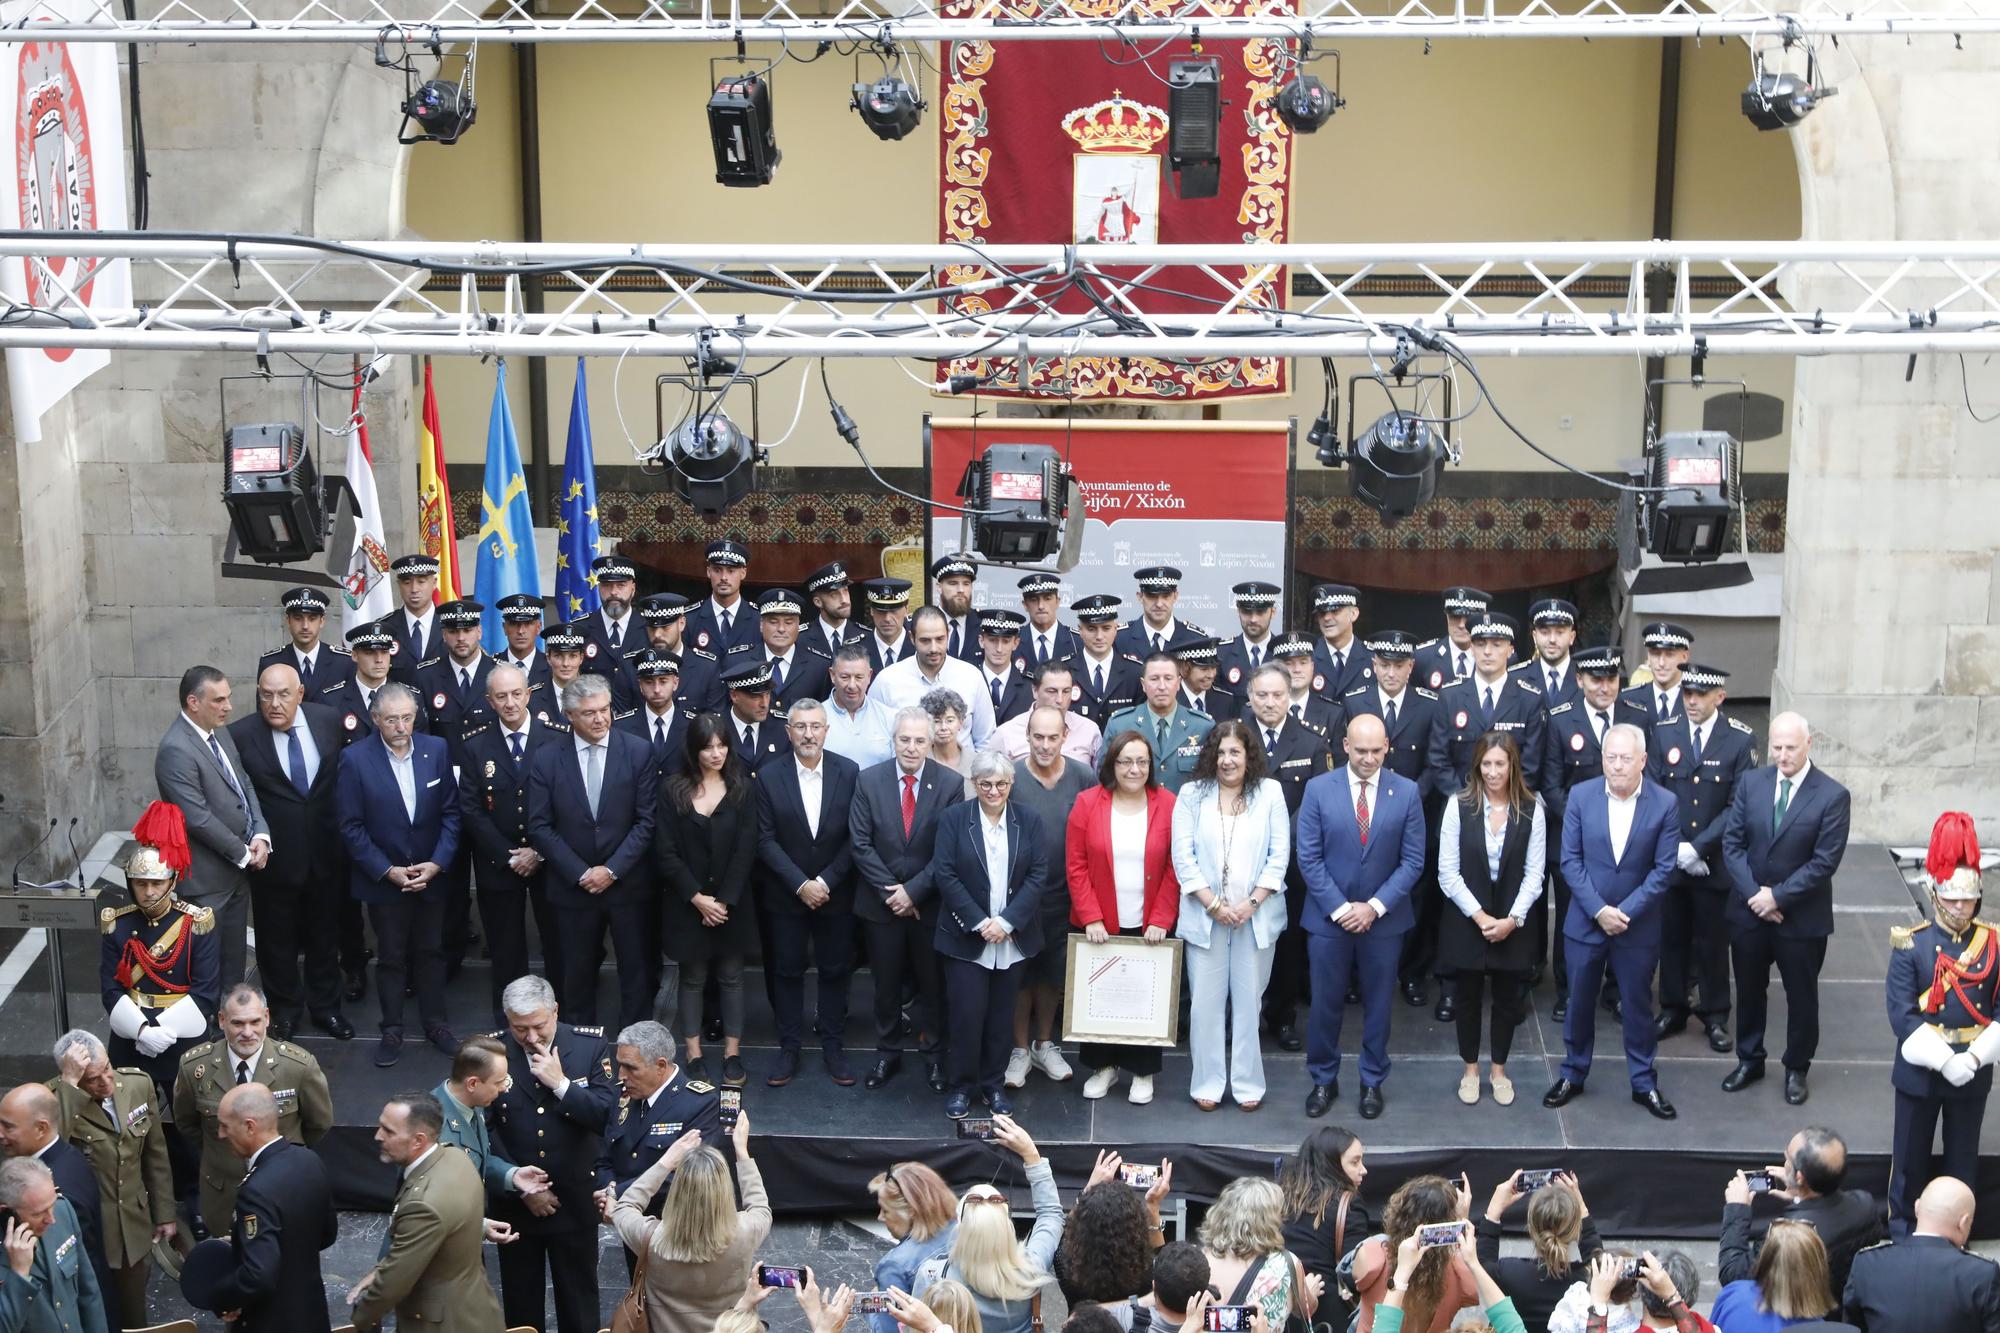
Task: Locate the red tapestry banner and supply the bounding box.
[935,3,1295,403]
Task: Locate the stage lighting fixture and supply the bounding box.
[852,76,925,140]
[958,443,1083,567]
[1349,410,1446,518]
[1741,37,1834,131]
[1274,74,1340,132]
[375,29,478,144]
[657,409,763,515]
[1644,430,1739,562]
[709,67,781,187]
[1167,58,1222,198]
[222,422,327,563]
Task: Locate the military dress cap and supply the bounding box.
[1231,581,1282,607]
[1017,572,1062,596]
[391,553,440,577]
[704,539,751,567]
[721,645,774,692]
[591,555,637,583]
[1467,612,1518,641]
[931,554,978,581]
[1364,629,1419,659]
[1312,583,1361,612]
[1573,644,1624,675]
[346,619,398,650]
[638,592,692,623]
[1133,566,1183,591]
[1269,631,1316,660]
[543,621,589,652]
[436,598,485,627]
[1072,594,1124,624]
[1170,633,1221,663]
[1529,598,1579,626]
[280,586,330,614]
[1680,663,1730,691]
[861,577,913,609]
[1442,586,1492,615]
[180,1237,236,1312]
[1642,620,1694,650]
[979,609,1027,637]
[635,650,682,678]
[806,560,851,592]
[757,589,806,618]
[496,592,545,623]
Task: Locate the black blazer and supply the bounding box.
[1342,685,1444,790]
[458,718,572,888]
[654,783,760,912]
[1721,1190,1885,1303]
[229,703,346,888]
[1843,1234,2000,1333]
[848,759,966,924]
[1721,764,1851,939]
[525,728,659,904]
[756,752,861,915]
[931,801,1048,962]
[209,1137,338,1333]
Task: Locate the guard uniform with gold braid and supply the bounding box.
[1886,811,2000,1234]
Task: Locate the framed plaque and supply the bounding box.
[1060,934,1183,1047]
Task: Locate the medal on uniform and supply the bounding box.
[1571,733,1585,752]
[432,692,448,710]
[1666,747,1682,765]
[1455,711,1468,728]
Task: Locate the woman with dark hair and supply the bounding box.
[1436,731,1546,1106]
[1067,729,1181,1105]
[1053,1152,1172,1314]
[1281,1125,1375,1329]
[1171,721,1290,1111]
[1477,1172,1603,1330]
[655,711,761,1085]
[1351,1175,1482,1333]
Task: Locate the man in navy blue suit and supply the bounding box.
[334,681,461,1067]
[1543,722,1681,1119]
[1720,710,1851,1106]
[1297,713,1428,1122]
[526,673,660,1030]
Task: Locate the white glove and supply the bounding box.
[133,1025,175,1057]
[108,995,147,1040]
[1942,1052,1980,1087]
[157,996,208,1040]
[1902,1023,1957,1072]
[1677,842,1707,874]
[1969,1022,2000,1068]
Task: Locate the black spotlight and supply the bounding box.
[709,66,781,187]
[958,443,1083,567]
[1741,40,1834,131]
[404,77,476,142]
[223,422,327,563]
[1274,74,1339,132]
[375,29,478,145]
[659,409,762,515]
[1167,57,1222,198]
[1645,430,1739,562]
[1349,410,1446,518]
[852,76,925,141]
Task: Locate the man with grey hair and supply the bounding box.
[593,1020,722,1213]
[336,679,462,1066]
[50,1029,175,1323]
[0,1155,108,1333]
[0,1084,111,1327]
[526,673,660,1028]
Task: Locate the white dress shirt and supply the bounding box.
[976,810,1023,971]
[711,597,745,638]
[601,609,635,649]
[796,756,824,838]
[230,1044,266,1087]
[642,705,678,747]
[1080,649,1119,692]
[868,655,998,748]
[1607,781,1642,863]
[1110,805,1149,927]
[1138,617,1182,651]
[502,717,534,753]
[1438,797,1548,922]
[817,618,847,649]
[386,742,419,822]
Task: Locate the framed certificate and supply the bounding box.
[1061,934,1184,1047]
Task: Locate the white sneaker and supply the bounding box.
[1127,1074,1155,1105]
[1082,1066,1120,1099]
[1004,1047,1031,1089]
[1032,1042,1074,1082]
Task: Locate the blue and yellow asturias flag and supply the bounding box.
[556,358,603,622]
[473,361,542,654]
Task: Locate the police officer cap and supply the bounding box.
[1133,566,1182,592]
[1442,586,1491,615]
[1231,581,1281,607]
[1364,630,1418,660]
[591,555,637,583]
[1017,572,1062,596]
[543,621,588,653]
[931,554,978,582]
[1467,612,1517,642]
[1170,633,1220,663]
[720,644,774,691]
[1269,631,1315,660]
[758,589,806,618]
[391,553,440,578]
[436,598,485,627]
[1680,663,1730,691]
[979,609,1027,637]
[861,577,913,609]
[705,540,750,568]
[1072,594,1123,625]
[1529,598,1579,627]
[280,586,330,614]
[346,619,398,650]
[179,1238,236,1312]
[635,650,682,679]
[496,593,544,623]
[1312,583,1360,612]
[806,561,851,593]
[1573,645,1623,676]
[1643,621,1694,650]
[638,593,692,623]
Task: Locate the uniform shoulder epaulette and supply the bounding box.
[1548,701,1576,716]
[463,722,494,738]
[613,708,639,721]
[1413,686,1440,700]
[116,1067,146,1077]
[1514,678,1542,694]
[1119,652,1143,664]
[181,1041,215,1062]
[274,1040,312,1062]
[801,642,832,661]
[1507,659,1533,674]
[99,903,139,933]
[1344,685,1371,698]
[1891,922,1929,949]
[685,1078,717,1094]
[1855,1238,1894,1256]
[1728,716,1754,734]
[687,645,718,662]
[572,1024,604,1037]
[320,682,348,696]
[262,643,290,657]
[543,718,573,732]
[1417,637,1442,650]
[185,903,215,934]
[415,656,442,670]
[326,644,351,657]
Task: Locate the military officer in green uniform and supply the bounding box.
[1104,650,1215,794]
[432,1034,551,1207]
[0,1155,109,1333]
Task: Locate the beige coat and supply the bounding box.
[172,1038,334,1234]
[51,1070,174,1267]
[353,1144,504,1332]
[613,1156,772,1333]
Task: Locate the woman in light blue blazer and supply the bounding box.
[1171,719,1292,1111]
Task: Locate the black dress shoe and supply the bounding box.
[1276,1024,1303,1052]
[1304,1082,1337,1118]
[271,1015,297,1041]
[865,1057,901,1090]
[1721,1061,1766,1092]
[1542,1077,1582,1108]
[1653,1011,1689,1040]
[1552,998,1568,1021]
[945,1091,971,1119]
[768,1049,800,1087]
[1359,1086,1385,1120]
[1401,980,1427,1008]
[824,1048,856,1087]
[314,1013,356,1041]
[343,970,367,1003]
[1784,1070,1809,1105]
[926,1061,948,1094]
[684,1056,711,1083]
[1434,995,1456,1023]
[1706,1023,1733,1053]
[1632,1088,1678,1120]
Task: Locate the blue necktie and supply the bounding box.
[990,677,1003,710]
[1480,686,1496,725]
[609,621,623,652]
[1691,723,1704,765]
[286,727,310,795]
[510,731,525,762]
[771,656,786,693]
[298,652,314,690]
[949,623,961,658]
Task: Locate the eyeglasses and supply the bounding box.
[974,780,1013,792]
[1115,756,1152,769]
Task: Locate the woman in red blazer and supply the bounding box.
[1065,729,1182,1105]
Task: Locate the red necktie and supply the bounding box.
[901,774,917,838]
[1356,778,1371,846]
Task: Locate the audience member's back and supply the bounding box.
[1841,1178,2000,1333]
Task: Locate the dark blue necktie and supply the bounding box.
[207,735,248,813]
[949,623,961,658]
[609,621,623,652]
[1385,698,1398,732]
[286,727,310,795]
[510,731,525,763]
[1480,686,1496,725]
[771,656,786,693]
[1691,723,1704,765]
[990,677,1003,710]
[298,652,314,690]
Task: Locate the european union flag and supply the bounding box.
[556,358,603,622]
[473,361,542,654]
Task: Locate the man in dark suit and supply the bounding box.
[854,577,918,674]
[1508,598,1581,706]
[461,663,572,1019]
[1721,710,1852,1106]
[720,648,794,773]
[757,698,862,1086]
[1719,1126,1885,1301]
[155,664,271,988]
[386,553,441,685]
[1017,572,1081,673]
[1068,594,1143,729]
[334,681,462,1066]
[229,664,353,1040]
[849,707,967,1093]
[1297,713,1428,1121]
[977,610,1034,726]
[1544,722,1681,1120]
[412,598,498,980]
[680,539,762,658]
[1309,583,1372,704]
[578,556,647,712]
[614,650,689,782]
[1622,621,1694,734]
[256,586,354,696]
[205,1083,337,1333]
[1247,664,1334,1052]
[1842,1176,2000,1332]
[932,554,985,665]
[525,673,660,1029]
[0,1082,113,1327]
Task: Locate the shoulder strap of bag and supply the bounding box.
[1333,1193,1352,1264]
[1032,1289,1045,1333]
[1227,1252,1271,1306]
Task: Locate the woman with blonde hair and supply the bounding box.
[1476,1172,1603,1329]
[884,1279,985,1333]
[912,1117,1063,1333]
[1707,1219,1835,1332]
[867,1162,960,1333]
[613,1112,772,1333]
[1198,1177,1318,1333]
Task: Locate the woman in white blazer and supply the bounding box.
[1171,719,1292,1111]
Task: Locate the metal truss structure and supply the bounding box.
[8,234,2000,360]
[9,0,1999,44]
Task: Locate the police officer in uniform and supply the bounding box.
[1018,573,1081,672]
[591,1021,722,1211]
[1115,567,1199,659]
[1214,580,1281,696]
[720,647,794,773]
[487,975,618,1333]
[1885,813,2000,1236]
[1623,621,1694,733]
[1269,632,1342,739]
[682,540,761,658]
[1538,646,1630,1022]
[1068,595,1143,730]
[201,1083,338,1333]
[1650,663,1755,1052]
[1510,598,1581,706]
[1310,584,1372,704]
[854,578,917,674]
[932,555,985,666]
[386,553,441,685]
[257,586,354,696]
[616,650,691,780]
[757,588,834,712]
[637,593,717,720]
[1171,633,1236,721]
[320,619,421,749]
[1415,587,1491,691]
[413,598,499,770]
[493,592,553,692]
[531,621,591,721]
[100,803,221,1107]
[1245,662,1335,1051]
[579,555,648,712]
[802,560,857,660]
[977,610,1034,726]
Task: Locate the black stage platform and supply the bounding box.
[3,843,1987,1238]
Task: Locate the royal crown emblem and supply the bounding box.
[1060,91,1170,154]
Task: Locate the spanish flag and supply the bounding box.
[417,357,463,603]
